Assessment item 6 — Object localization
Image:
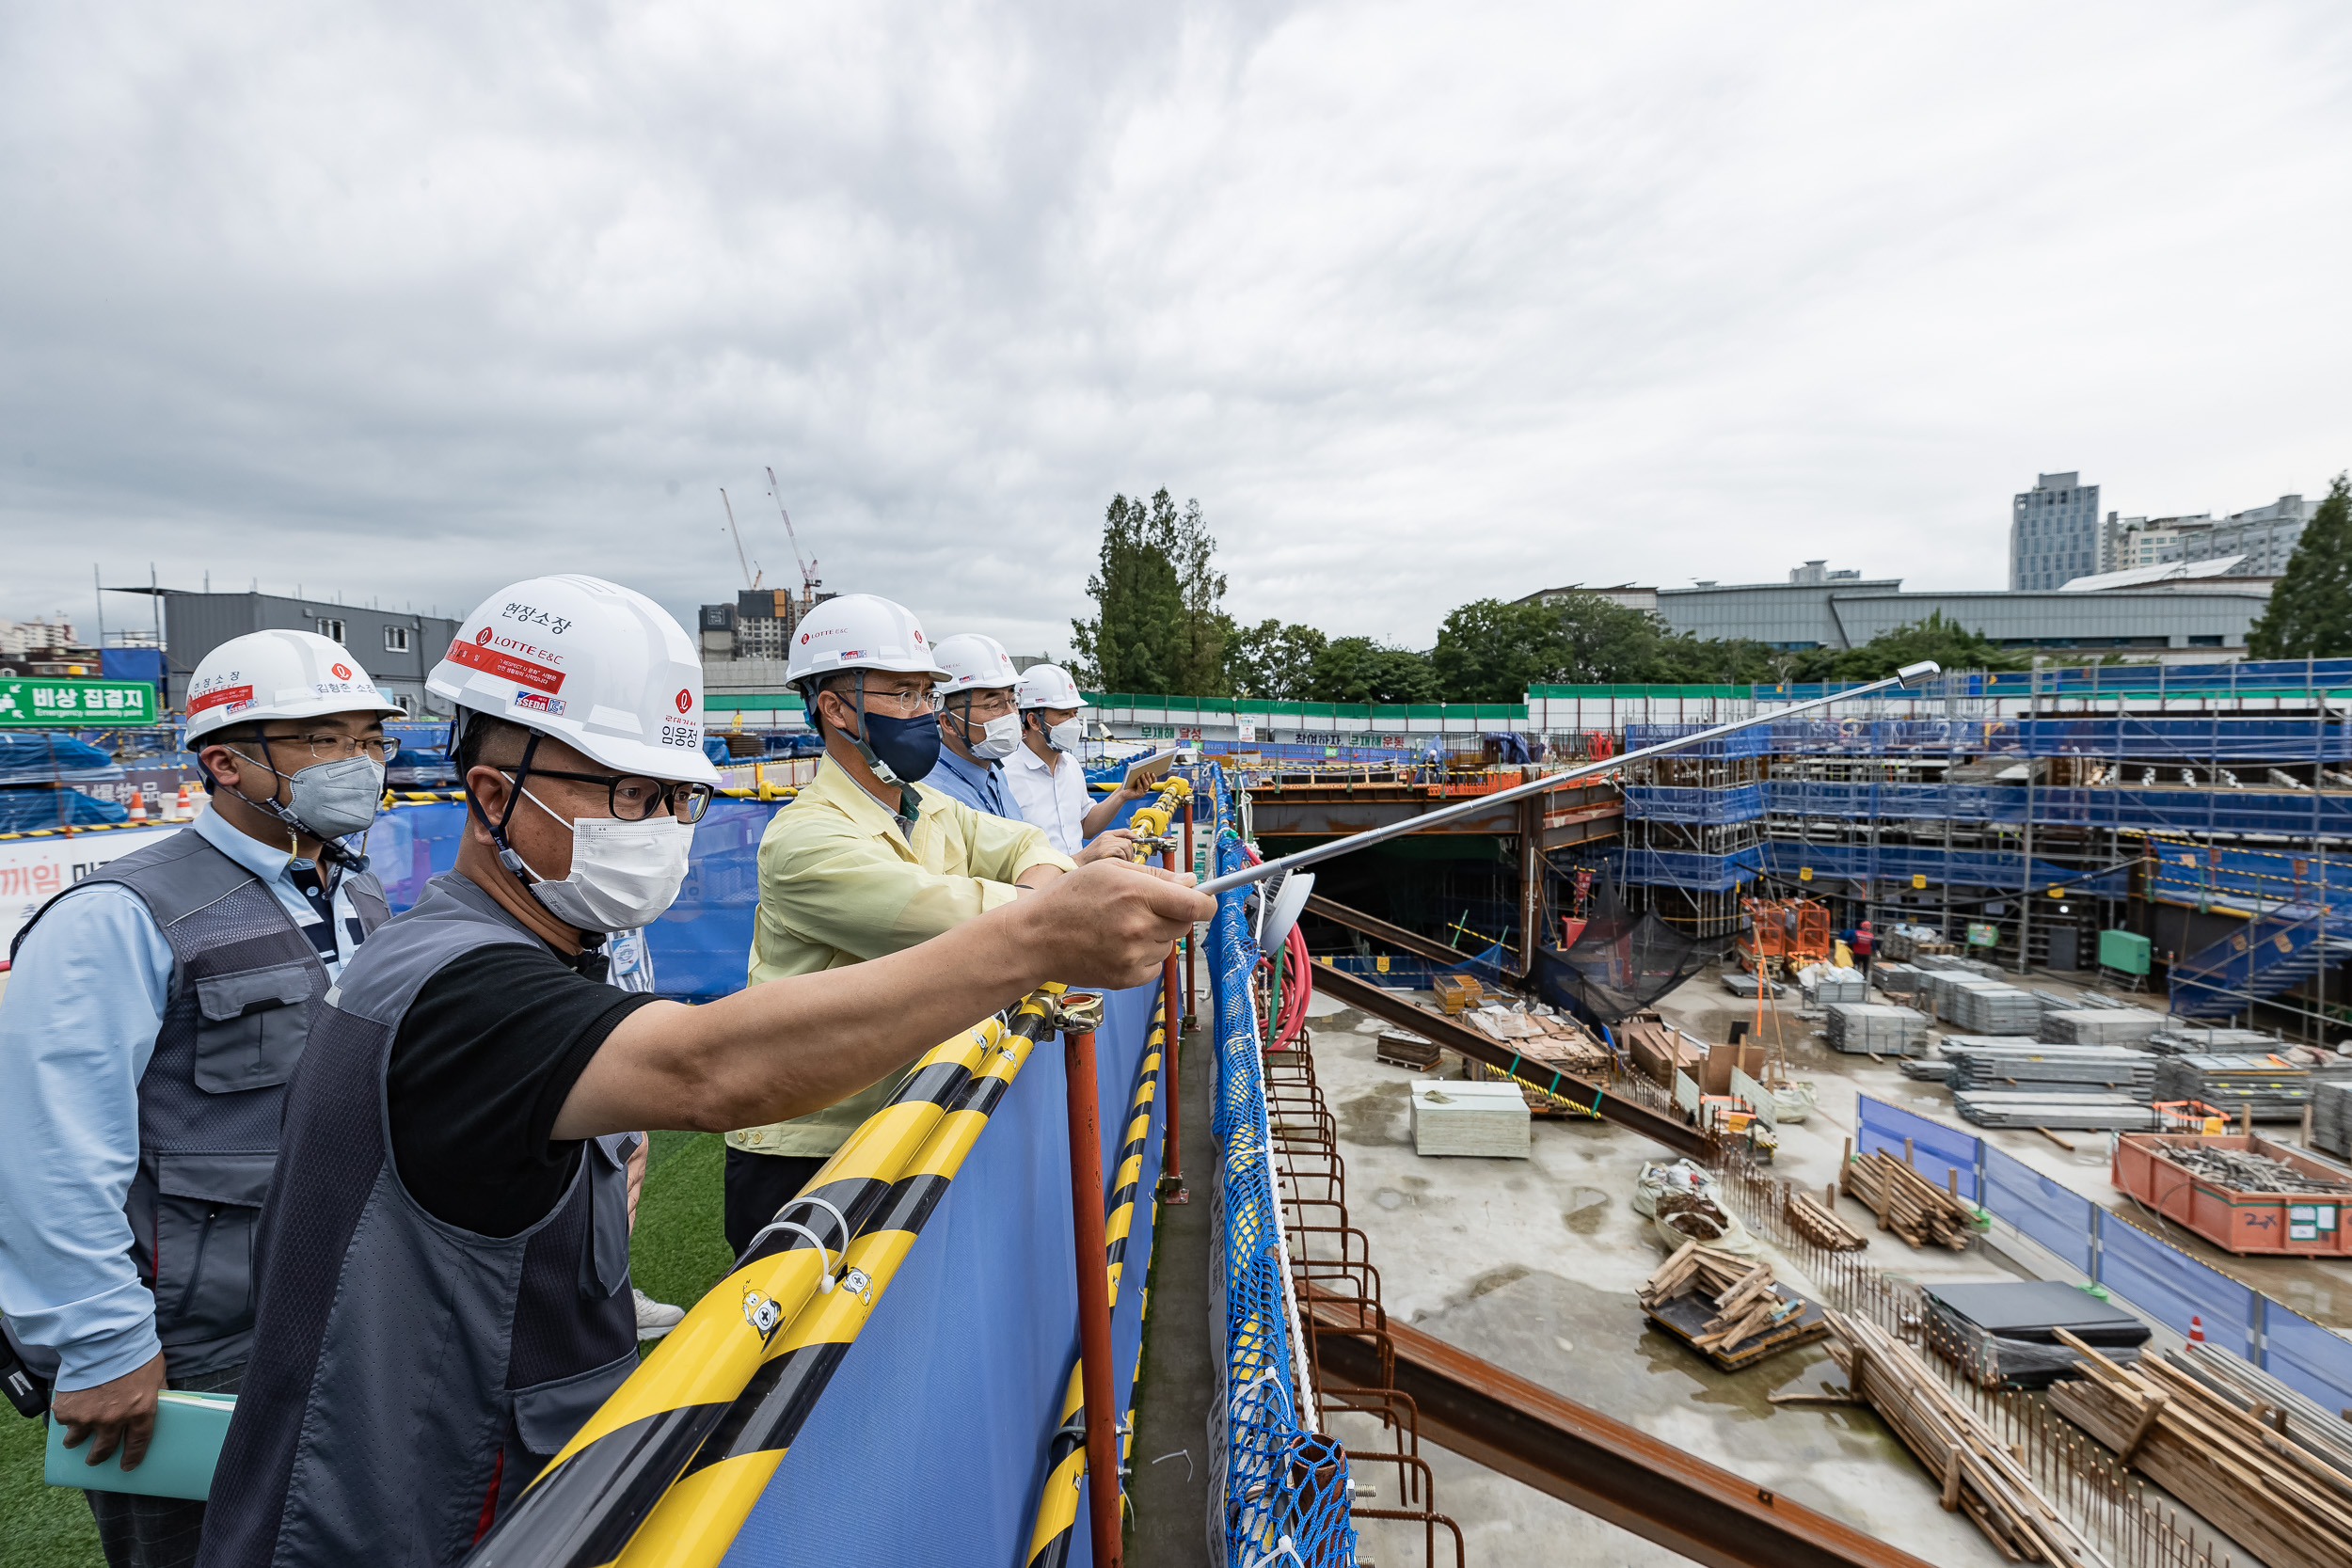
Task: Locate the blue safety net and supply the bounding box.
[1621,784,1765,824]
[0,732,123,786]
[1204,766,1356,1567]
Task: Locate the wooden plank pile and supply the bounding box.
[1784,1187,1869,1251]
[2047,1331,2352,1568]
[1638,1241,1825,1370]
[1822,1310,2106,1568]
[1841,1150,1978,1250]
[1621,1015,1707,1088]
[1374,1028,1441,1069]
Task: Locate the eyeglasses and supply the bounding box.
[950,689,1018,720]
[505,767,715,825]
[834,680,943,718]
[251,734,398,765]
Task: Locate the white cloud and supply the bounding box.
[4,1,2349,661]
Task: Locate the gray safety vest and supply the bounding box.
[9,829,389,1378]
[198,872,638,1568]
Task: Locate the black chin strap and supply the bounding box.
[459,726,544,889]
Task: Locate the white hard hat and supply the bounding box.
[1014,663,1089,711]
[932,633,1018,697]
[184,629,402,745]
[428,574,721,784]
[783,594,951,689]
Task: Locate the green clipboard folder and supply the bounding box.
[45,1390,234,1500]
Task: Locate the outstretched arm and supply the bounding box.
[552,858,1210,1139]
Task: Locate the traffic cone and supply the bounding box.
[2188,1315,2205,1344]
[128,788,147,823]
[174,782,194,820]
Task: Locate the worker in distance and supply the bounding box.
[1005,662,1152,856]
[0,629,401,1568]
[922,630,1026,819]
[194,576,1209,1567]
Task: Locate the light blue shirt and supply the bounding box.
[926,746,1020,819]
[0,808,371,1389]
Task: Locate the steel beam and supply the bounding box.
[1307,1293,1936,1568]
[1248,781,1621,839]
[1302,894,1512,980]
[1307,962,1708,1158]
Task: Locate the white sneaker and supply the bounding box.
[633,1287,686,1340]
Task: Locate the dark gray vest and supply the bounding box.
[10,829,389,1378]
[198,873,638,1568]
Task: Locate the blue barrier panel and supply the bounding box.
[2259,1307,2352,1417]
[372,798,786,1000]
[723,980,1161,1568]
[2096,1218,2262,1361]
[1855,1096,1982,1202]
[1981,1147,2096,1275]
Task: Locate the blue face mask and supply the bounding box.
[854,708,940,784]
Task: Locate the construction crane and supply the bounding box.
[719,488,762,591]
[765,467,820,602]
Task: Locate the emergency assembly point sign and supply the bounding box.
[0,676,161,725]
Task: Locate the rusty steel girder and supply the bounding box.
[1307,1292,1936,1568]
[1306,962,1708,1158]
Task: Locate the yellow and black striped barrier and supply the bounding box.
[610,991,1060,1567]
[466,1008,1036,1568]
[1023,994,1168,1568]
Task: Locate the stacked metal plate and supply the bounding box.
[1919,954,2001,979]
[1806,972,1867,1006]
[1943,1042,2157,1101]
[1823,1002,1930,1056]
[2146,1027,2279,1055]
[2314,1081,2352,1160]
[1952,1091,2157,1131]
[1899,1056,1953,1082]
[2153,1054,2335,1121]
[1949,983,2042,1036]
[2039,1008,2166,1047]
[1871,961,1922,997]
[1912,971,1966,1020]
[1720,973,1785,999]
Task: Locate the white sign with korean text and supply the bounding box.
[0,825,185,959]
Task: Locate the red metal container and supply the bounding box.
[2112,1132,2352,1256]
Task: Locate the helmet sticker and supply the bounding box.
[445,636,565,692]
[675,689,691,713]
[330,662,353,679]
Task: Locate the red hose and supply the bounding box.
[1238,842,1313,1048]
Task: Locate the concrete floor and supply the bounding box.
[1305,984,2010,1568]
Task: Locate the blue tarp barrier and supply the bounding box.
[1621,784,1765,824]
[1855,1096,1981,1202]
[2098,1219,2263,1362]
[0,732,121,786]
[2259,1306,2352,1417]
[1983,1147,2096,1275]
[724,980,1164,1568]
[1757,842,2129,896]
[0,789,130,831]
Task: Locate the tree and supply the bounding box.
[1429,598,1570,702]
[1226,618,1327,699]
[1069,488,1231,694]
[2249,473,2352,659]
[1780,611,2025,683]
[1307,638,1438,704]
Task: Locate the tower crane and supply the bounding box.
[765,467,820,603]
[719,488,762,591]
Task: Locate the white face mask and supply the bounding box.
[508,787,694,932]
[1046,718,1082,754]
[969,712,1021,761]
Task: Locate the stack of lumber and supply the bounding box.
[2156,1053,2338,1121]
[1824,1311,2107,1568]
[1431,974,1483,1015]
[2049,1334,2352,1568]
[1638,1241,1825,1370]
[2039,1007,2166,1047]
[1841,1150,1979,1249]
[1621,1016,1707,1088]
[1374,1029,1441,1069]
[1949,983,2042,1035]
[1407,1079,1530,1158]
[1943,1041,2157,1100]
[1823,1001,1931,1056]
[2148,1026,2279,1055]
[1953,1091,2156,1131]
[1784,1188,1868,1250]
[1462,1006,1611,1069]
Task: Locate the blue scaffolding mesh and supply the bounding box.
[1756,842,2130,895]
[1201,765,1356,1567]
[1620,783,1765,823]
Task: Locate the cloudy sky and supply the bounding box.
[5,2,2350,661]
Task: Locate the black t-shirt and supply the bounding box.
[386,942,661,1237]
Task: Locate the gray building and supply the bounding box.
[1655,566,2266,655]
[2010,471,2102,590]
[2102,494,2308,579]
[119,590,460,717]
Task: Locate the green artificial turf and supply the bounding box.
[0,1130,731,1567]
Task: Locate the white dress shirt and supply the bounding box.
[1005,742,1093,855]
